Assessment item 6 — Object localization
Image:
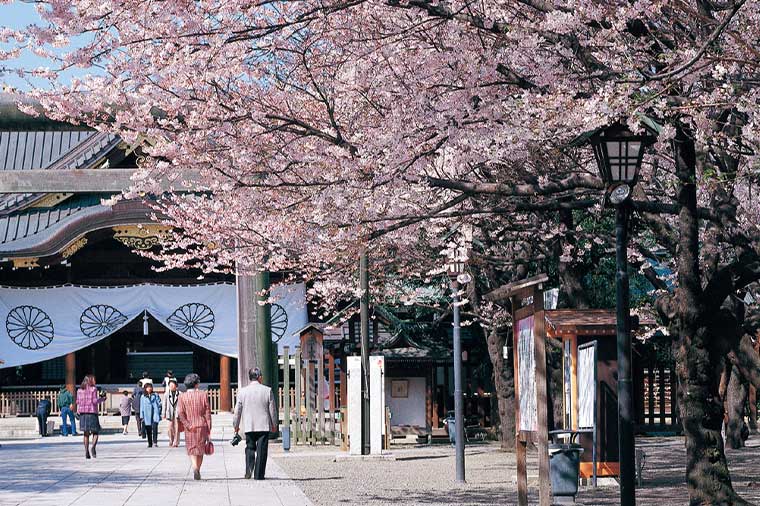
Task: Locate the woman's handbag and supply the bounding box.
[204,440,215,455]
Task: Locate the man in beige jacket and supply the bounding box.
[233,367,277,479]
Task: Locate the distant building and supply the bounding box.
[296,302,494,437]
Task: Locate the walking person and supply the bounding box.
[162,370,177,390]
[57,385,77,436]
[177,373,212,480]
[164,379,182,447]
[133,379,145,438]
[233,368,277,480]
[139,371,153,388]
[36,398,52,437]
[140,382,162,448]
[76,374,106,459]
[119,391,133,435]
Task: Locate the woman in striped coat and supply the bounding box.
[177,373,212,480]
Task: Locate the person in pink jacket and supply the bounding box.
[76,374,107,459]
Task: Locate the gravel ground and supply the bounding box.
[272,436,760,506]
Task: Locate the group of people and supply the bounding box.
[38,367,278,481]
[118,370,182,447]
[35,385,77,437]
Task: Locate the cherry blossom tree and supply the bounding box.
[3,0,760,503]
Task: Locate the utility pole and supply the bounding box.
[360,252,371,455]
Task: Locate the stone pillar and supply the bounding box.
[220,355,232,412]
[347,356,362,455]
[236,272,257,389]
[65,352,76,394]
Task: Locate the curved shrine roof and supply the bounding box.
[0,106,143,257]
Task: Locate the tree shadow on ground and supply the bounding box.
[579,436,760,504]
[359,487,527,505]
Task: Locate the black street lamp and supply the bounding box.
[588,123,654,506]
[446,227,472,484]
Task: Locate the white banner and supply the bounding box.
[0,282,307,368]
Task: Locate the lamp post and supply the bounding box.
[446,228,472,484]
[359,252,371,455]
[588,123,654,506]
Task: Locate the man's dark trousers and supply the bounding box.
[36,411,48,436]
[245,432,269,479]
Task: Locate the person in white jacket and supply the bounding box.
[232,368,277,480]
[164,379,182,447]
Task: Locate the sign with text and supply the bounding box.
[517,316,537,432]
[577,341,597,429]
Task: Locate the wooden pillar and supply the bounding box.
[220,355,232,412]
[570,334,579,430]
[307,359,314,444]
[295,348,303,444]
[512,296,528,506]
[432,366,440,428]
[516,438,528,505]
[340,362,347,449]
[283,346,291,437]
[317,350,325,444]
[442,366,449,415]
[236,271,258,388]
[255,271,274,388]
[65,352,76,395]
[328,352,336,445]
[533,286,551,506]
[426,368,433,430]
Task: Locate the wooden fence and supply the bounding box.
[636,366,681,433]
[1,389,108,417]
[280,346,344,446]
[3,347,344,444]
[206,387,238,414]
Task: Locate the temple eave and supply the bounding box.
[0,203,156,259]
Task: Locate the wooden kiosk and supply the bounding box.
[545,309,651,482]
[488,274,551,506]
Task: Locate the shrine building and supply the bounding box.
[0,94,307,413]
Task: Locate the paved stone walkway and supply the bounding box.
[0,434,312,506]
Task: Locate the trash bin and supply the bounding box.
[282,426,291,452]
[446,416,456,445]
[549,443,584,500]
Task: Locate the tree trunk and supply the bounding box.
[546,337,564,430]
[725,365,748,450]
[558,209,591,310]
[727,333,760,390]
[674,324,748,505]
[750,383,758,434]
[485,325,515,450]
[671,126,749,505]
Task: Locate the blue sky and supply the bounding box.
[1,1,92,91]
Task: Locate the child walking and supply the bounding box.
[119,390,133,435]
[139,382,162,447]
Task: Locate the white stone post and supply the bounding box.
[347,356,363,455]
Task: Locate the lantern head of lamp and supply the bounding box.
[446,238,472,285]
[589,123,655,205]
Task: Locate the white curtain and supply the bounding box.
[0,282,307,368]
